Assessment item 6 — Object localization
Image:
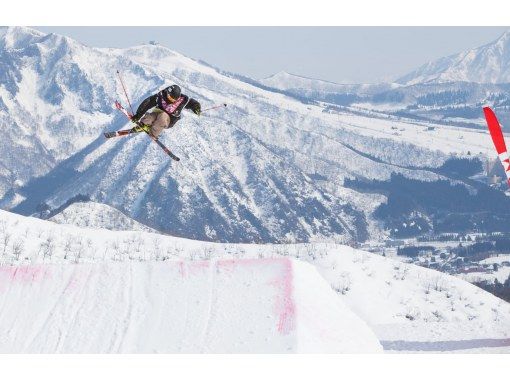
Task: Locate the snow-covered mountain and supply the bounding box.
[261,71,397,96]
[0,26,155,197]
[260,32,510,130]
[0,209,509,353]
[3,26,510,243]
[397,30,510,85]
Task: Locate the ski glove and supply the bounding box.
[192,103,201,116]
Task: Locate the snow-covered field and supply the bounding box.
[460,266,510,284]
[1,209,509,353]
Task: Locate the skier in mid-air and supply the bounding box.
[130,84,201,138]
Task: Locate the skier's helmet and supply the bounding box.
[165,85,181,103]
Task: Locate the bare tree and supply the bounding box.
[174,244,184,259]
[133,236,144,260]
[41,235,56,261]
[423,281,432,295]
[333,272,352,295]
[0,221,11,257]
[111,240,121,261]
[152,237,162,261]
[120,239,130,262]
[86,238,94,259]
[273,245,289,258]
[63,237,73,260]
[12,239,25,261]
[102,247,109,261]
[74,239,85,264]
[305,244,317,261]
[200,246,214,260]
[293,245,304,260]
[432,310,444,321]
[433,275,445,292]
[188,250,199,261]
[236,246,246,259]
[394,264,409,281]
[404,305,420,321]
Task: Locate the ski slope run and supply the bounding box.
[0,259,381,353]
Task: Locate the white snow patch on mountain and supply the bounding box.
[49,201,155,232]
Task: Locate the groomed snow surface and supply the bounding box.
[0,209,509,353]
[0,259,381,353]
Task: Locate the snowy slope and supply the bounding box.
[1,209,509,353]
[0,259,382,353]
[398,30,510,85]
[49,201,155,232]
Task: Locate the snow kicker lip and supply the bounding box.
[0,258,382,353]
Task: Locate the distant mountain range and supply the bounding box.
[397,30,510,85]
[260,30,510,130]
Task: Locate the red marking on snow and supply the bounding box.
[216,257,297,334]
[186,260,210,276]
[216,259,236,274]
[178,261,187,278]
[269,259,296,335]
[0,265,52,291]
[178,260,212,277]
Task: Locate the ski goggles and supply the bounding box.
[166,93,178,103]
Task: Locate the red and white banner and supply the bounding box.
[483,106,510,187]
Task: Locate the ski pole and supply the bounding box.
[202,103,227,114]
[116,70,135,116]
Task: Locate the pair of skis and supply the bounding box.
[105,100,180,161]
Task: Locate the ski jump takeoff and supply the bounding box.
[105,71,226,161]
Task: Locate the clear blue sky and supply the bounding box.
[34,26,509,84]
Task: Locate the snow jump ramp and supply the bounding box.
[0,258,382,353]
